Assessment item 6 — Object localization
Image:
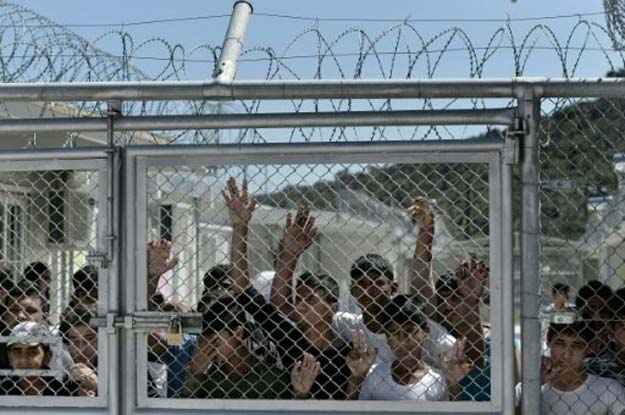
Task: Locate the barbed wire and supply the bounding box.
[0,1,624,144]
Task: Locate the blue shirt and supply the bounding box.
[161,333,196,398]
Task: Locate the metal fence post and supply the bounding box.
[519,92,542,415]
[214,1,253,82]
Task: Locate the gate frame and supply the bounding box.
[0,148,113,412]
[123,139,515,414]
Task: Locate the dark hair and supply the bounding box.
[547,321,594,345]
[576,280,612,315]
[0,268,15,292]
[609,289,625,328]
[201,294,246,337]
[552,283,570,297]
[435,273,458,297]
[381,294,428,330]
[296,271,339,303]
[198,264,232,313]
[23,262,51,283]
[350,254,394,282]
[59,304,95,344]
[72,265,98,294]
[5,281,45,309]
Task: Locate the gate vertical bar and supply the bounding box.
[502,151,515,414]
[106,102,121,415]
[520,94,542,415]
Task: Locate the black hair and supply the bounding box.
[198,264,232,313]
[552,283,570,297]
[609,289,625,328]
[5,281,46,309]
[547,321,594,345]
[381,294,428,330]
[72,265,98,295]
[59,304,95,344]
[296,271,339,303]
[435,273,458,296]
[201,294,246,337]
[576,280,613,317]
[350,254,394,282]
[0,267,15,292]
[23,262,51,283]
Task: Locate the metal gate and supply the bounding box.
[120,139,516,414]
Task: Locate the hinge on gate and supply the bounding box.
[504,117,525,165]
[86,251,110,268]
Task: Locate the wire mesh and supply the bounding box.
[0,167,101,397]
[142,160,495,402]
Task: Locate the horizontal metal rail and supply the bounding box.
[125,138,505,158]
[0,108,516,132]
[0,77,624,102]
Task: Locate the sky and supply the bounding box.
[12,0,619,81]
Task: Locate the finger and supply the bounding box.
[227,176,239,198]
[285,212,292,228]
[367,347,378,364]
[166,258,179,271]
[242,176,248,201]
[249,198,257,212]
[291,361,301,376]
[295,205,305,226]
[221,189,232,204]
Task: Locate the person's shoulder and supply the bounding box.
[588,373,625,392]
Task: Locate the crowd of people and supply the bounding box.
[0,175,625,413]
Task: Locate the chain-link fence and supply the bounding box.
[0,159,107,401]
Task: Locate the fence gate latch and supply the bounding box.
[504,117,525,164]
[86,251,110,269]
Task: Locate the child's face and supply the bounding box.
[3,296,45,329]
[206,327,243,366]
[67,323,98,367]
[611,321,625,351]
[8,343,48,369]
[386,321,428,361]
[294,285,336,329]
[549,332,587,373]
[351,272,394,310]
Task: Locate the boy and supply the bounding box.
[0,321,84,396]
[355,295,470,400]
[181,294,291,399]
[223,177,365,399]
[59,304,98,397]
[586,289,625,386]
[517,321,625,414]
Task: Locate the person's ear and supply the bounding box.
[234,325,245,340]
[391,281,398,296]
[42,348,52,367]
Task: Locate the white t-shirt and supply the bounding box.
[332,311,455,367]
[515,375,625,415]
[359,361,448,401]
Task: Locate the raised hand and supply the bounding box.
[347,330,378,378]
[290,353,321,398]
[439,337,474,386]
[222,176,256,227]
[455,253,488,305]
[282,205,317,258]
[147,240,179,278]
[408,197,434,228]
[541,356,563,385]
[69,363,98,396]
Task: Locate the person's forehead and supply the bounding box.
[11,295,42,308]
[9,343,41,351]
[355,272,391,284]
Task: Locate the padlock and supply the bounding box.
[166,317,183,346]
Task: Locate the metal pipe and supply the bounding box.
[0,108,516,133]
[0,148,109,160]
[125,138,505,158]
[502,156,516,415]
[214,1,253,82]
[0,77,624,102]
[520,97,542,415]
